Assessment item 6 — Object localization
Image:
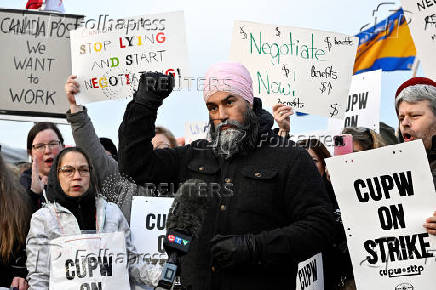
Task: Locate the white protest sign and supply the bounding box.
[328,70,381,133]
[0,9,82,122]
[325,140,436,290]
[296,253,324,290]
[184,121,209,144]
[49,232,129,290]
[70,11,189,105]
[230,21,358,119]
[130,196,174,262]
[401,0,436,80]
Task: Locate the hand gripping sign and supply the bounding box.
[49,232,130,290]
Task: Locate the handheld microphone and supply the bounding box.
[157,179,209,289]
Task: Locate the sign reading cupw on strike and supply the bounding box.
[230,21,358,119]
[70,11,189,105]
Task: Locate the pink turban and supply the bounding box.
[203,61,254,104]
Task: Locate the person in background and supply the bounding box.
[379,122,399,145]
[64,75,176,222]
[26,147,159,289]
[296,139,355,290]
[0,152,31,290]
[20,123,65,212]
[99,137,118,161]
[393,77,436,235]
[341,127,385,152]
[154,126,177,149]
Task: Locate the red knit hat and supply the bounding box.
[395,77,436,99]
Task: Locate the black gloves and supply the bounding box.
[133,71,174,107]
[210,234,260,270]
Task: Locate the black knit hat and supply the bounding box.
[99,137,118,161]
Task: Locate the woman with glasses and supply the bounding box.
[20,122,65,212]
[26,147,159,289]
[0,153,31,290]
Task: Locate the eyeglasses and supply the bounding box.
[32,140,61,152]
[58,165,91,177]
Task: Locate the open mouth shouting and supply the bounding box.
[402,133,416,142]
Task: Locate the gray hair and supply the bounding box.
[395,84,436,115]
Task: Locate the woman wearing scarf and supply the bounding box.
[26,147,160,289]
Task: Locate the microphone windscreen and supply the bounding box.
[166,179,210,238]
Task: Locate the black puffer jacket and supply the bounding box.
[118,98,335,290]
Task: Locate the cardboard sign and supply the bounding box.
[130,196,174,262]
[184,121,209,144]
[0,9,83,122]
[296,253,324,290]
[70,11,189,105]
[230,21,358,119]
[328,70,381,133]
[49,232,129,290]
[326,141,436,290]
[401,0,436,80]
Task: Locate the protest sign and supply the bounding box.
[70,11,189,105]
[49,231,129,290]
[401,0,436,80]
[325,140,436,290]
[230,21,358,119]
[0,9,83,122]
[130,196,174,262]
[328,70,381,133]
[184,121,209,144]
[296,253,324,290]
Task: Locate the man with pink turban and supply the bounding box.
[118,62,334,290]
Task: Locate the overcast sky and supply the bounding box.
[0,0,418,150]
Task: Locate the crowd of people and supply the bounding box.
[1,61,436,290]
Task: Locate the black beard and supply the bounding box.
[208,105,259,159]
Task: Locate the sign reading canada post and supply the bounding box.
[130,196,174,262]
[230,21,358,119]
[70,11,189,105]
[0,9,83,122]
[328,69,381,133]
[326,141,436,290]
[401,0,436,80]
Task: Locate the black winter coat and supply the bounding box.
[118,99,335,290]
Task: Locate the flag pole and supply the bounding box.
[411,58,420,77]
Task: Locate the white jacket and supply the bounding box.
[26,196,161,289]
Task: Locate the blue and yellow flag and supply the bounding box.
[354,8,416,75]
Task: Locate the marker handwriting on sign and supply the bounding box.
[329,103,339,117]
[320,81,333,95]
[250,32,326,65]
[240,26,247,39]
[275,26,280,37]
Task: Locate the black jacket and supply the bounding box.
[118,99,335,290]
[0,248,27,287]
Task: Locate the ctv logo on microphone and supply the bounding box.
[167,234,190,246]
[164,230,192,253]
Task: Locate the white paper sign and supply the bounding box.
[0,9,82,122]
[326,141,436,290]
[130,196,174,262]
[70,11,189,105]
[184,121,209,144]
[230,21,358,119]
[296,253,324,290]
[401,0,436,80]
[328,70,381,133]
[49,232,129,290]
